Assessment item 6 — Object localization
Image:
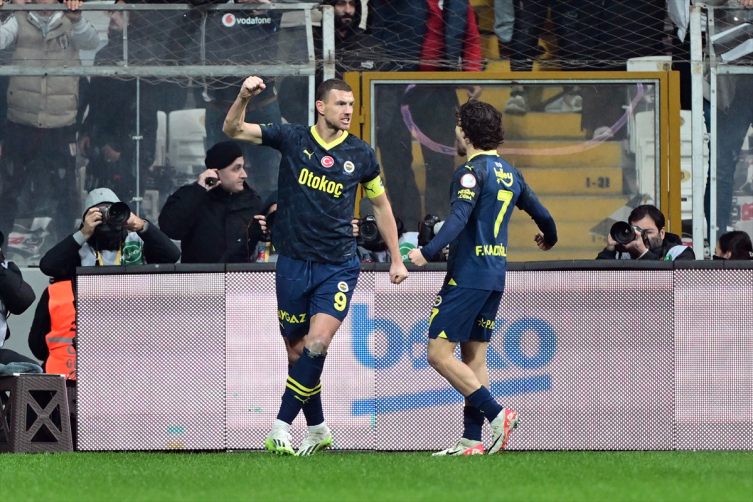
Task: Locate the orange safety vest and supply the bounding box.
[45,280,77,380]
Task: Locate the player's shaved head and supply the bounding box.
[456,100,505,151]
[316,78,352,103]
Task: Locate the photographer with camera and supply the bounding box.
[0,230,39,370]
[39,188,181,279]
[159,141,270,263]
[597,204,694,261]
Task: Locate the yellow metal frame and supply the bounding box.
[344,71,682,234]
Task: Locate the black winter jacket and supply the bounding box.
[596,232,695,261]
[39,223,182,280]
[159,183,264,263]
[0,261,35,343]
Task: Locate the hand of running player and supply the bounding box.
[534,231,553,251]
[407,248,427,266]
[239,76,266,100]
[390,260,409,284]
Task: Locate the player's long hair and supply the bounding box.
[456,100,505,151]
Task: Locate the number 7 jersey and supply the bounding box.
[446,150,557,292]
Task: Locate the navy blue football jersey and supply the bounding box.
[260,124,382,263]
[446,151,555,291]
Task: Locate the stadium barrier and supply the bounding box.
[75,262,753,451]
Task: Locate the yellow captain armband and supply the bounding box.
[362,175,385,199]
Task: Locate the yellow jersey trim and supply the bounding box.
[438,331,448,339]
[448,278,457,286]
[468,150,498,161]
[311,126,349,150]
[362,175,385,199]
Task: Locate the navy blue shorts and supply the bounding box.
[427,284,503,343]
[276,254,360,339]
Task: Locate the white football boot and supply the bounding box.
[432,438,485,456]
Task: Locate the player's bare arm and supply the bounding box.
[370,192,409,284]
[222,76,265,145]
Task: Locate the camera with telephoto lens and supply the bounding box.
[358,214,380,242]
[418,214,441,246]
[98,202,132,226]
[610,221,647,246]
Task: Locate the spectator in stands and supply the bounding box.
[0,230,39,368]
[171,0,282,200]
[0,0,100,242]
[78,0,160,204]
[278,0,386,125]
[371,0,479,226]
[159,141,268,263]
[695,1,753,236]
[596,205,695,261]
[714,231,753,260]
[502,0,589,115]
[503,0,664,139]
[370,0,427,72]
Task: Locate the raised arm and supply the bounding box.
[222,76,267,145]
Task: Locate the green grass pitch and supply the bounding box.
[1,451,751,501]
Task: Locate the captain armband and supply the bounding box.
[362,175,385,199]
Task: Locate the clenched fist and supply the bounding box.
[239,76,265,100]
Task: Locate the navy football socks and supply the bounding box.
[277,347,326,425]
[302,382,324,426]
[462,405,484,441]
[467,386,503,423]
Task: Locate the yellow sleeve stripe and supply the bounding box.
[362,175,385,199]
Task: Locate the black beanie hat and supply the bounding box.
[205,141,243,170]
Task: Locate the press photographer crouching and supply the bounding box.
[39,188,181,278]
[597,205,694,261]
[159,141,268,263]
